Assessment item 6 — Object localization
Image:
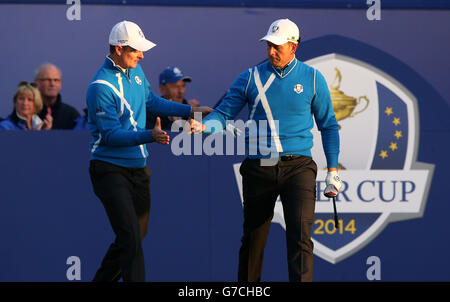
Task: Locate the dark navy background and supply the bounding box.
[0,2,449,281]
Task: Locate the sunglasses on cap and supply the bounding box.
[18,81,38,88]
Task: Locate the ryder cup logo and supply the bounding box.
[135,75,142,85]
[232,53,434,264]
[294,83,303,94]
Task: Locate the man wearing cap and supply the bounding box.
[146,66,200,130]
[194,19,342,281]
[86,20,211,282]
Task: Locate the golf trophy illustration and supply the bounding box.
[328,67,370,170]
[330,67,369,129]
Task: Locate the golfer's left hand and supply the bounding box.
[324,170,342,198]
[152,117,170,144]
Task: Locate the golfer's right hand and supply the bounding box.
[188,118,205,134]
[152,117,170,144]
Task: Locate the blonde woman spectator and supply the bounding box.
[0,82,52,130]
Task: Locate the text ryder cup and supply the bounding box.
[316,179,415,203]
[313,171,426,214]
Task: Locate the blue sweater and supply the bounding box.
[86,57,192,168]
[203,58,339,168]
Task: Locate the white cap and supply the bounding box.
[259,19,300,45]
[109,20,156,52]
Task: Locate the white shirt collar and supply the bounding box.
[16,111,43,129]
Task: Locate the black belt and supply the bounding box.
[279,155,302,161]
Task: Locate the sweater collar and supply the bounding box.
[271,56,297,78]
[105,56,130,78]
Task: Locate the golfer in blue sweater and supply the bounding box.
[199,19,343,282]
[87,20,211,282]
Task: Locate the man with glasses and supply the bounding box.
[34,63,80,129]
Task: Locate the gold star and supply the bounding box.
[389,142,398,151]
[394,130,403,139]
[379,150,388,159]
[385,107,393,115]
[393,117,401,126]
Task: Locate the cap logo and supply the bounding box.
[271,25,279,33]
[138,29,144,38]
[135,75,142,85]
[294,83,303,94]
[173,67,182,76]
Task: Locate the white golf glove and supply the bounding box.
[324,170,342,198]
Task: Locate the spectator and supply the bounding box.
[0,82,52,130]
[34,63,80,129]
[146,66,200,130]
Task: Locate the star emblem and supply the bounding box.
[379,150,388,159]
[394,130,403,139]
[389,142,398,151]
[392,117,401,126]
[385,107,393,115]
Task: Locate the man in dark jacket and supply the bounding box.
[35,63,80,129]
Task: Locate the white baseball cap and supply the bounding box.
[109,20,156,52]
[260,19,300,45]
